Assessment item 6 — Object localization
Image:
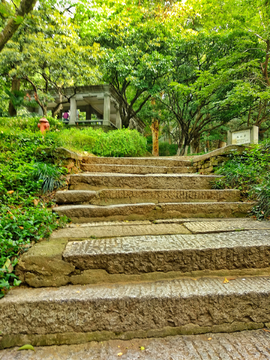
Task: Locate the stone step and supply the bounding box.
[16,221,270,288]
[2,329,270,359]
[53,202,253,222]
[63,230,270,274]
[52,221,191,240]
[83,156,192,167]
[81,163,196,174]
[69,173,221,190]
[2,276,270,348]
[56,189,240,205]
[51,219,270,240]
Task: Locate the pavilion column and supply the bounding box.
[69,97,77,125]
[37,106,43,116]
[86,105,92,120]
[116,109,122,129]
[103,92,110,126]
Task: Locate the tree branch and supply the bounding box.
[0,0,37,52]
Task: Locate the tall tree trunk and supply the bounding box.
[43,106,47,117]
[192,138,200,153]
[150,119,159,156]
[8,77,20,116]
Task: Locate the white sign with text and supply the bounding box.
[232,129,251,145]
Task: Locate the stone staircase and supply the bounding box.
[53,156,253,223]
[1,155,270,351]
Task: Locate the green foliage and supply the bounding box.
[0,121,148,297]
[0,205,67,297]
[214,141,270,219]
[55,127,147,157]
[0,0,102,116]
[252,176,270,220]
[0,115,64,132]
[3,87,38,109]
[0,128,68,297]
[32,163,66,193]
[159,142,178,156]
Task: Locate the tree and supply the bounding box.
[0,0,37,52]
[0,0,102,116]
[154,27,261,154]
[188,0,270,135]
[75,0,174,127]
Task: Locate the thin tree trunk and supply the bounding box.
[8,77,20,116]
[52,93,63,118]
[150,119,159,156]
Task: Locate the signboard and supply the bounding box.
[232,129,251,145]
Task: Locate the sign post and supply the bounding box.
[227,126,259,145]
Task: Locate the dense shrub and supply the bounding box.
[0,130,68,298]
[54,127,147,157]
[214,141,270,220]
[0,117,147,157]
[252,176,270,220]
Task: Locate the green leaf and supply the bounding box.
[14,15,24,25]
[18,344,35,351]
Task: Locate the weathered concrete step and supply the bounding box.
[69,173,222,190]
[63,230,270,274]
[2,329,270,359]
[81,163,196,174]
[83,156,192,167]
[53,202,253,222]
[56,189,240,205]
[2,276,270,348]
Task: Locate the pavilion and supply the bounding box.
[32,84,145,132]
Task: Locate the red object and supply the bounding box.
[38,117,50,134]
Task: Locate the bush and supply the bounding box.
[0,205,67,297]
[0,117,147,157]
[53,127,147,157]
[0,129,68,298]
[252,176,270,220]
[0,115,64,133]
[214,140,270,219]
[32,162,66,193]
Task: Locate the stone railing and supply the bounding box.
[190,145,248,174]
